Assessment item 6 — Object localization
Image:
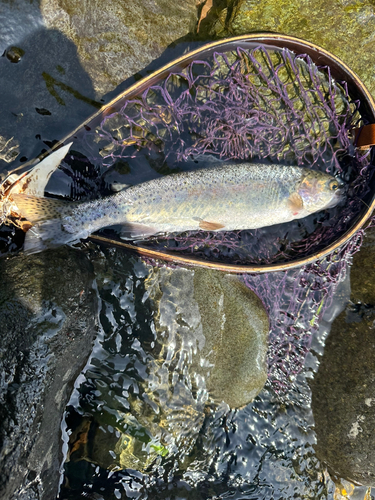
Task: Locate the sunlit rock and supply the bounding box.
[208,0,375,98]
[41,0,198,95]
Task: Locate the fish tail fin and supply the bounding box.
[22,220,70,254]
[12,194,81,254]
[12,193,72,222]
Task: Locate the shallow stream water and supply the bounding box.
[57,249,345,499]
[1,2,375,500]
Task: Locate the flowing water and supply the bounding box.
[1,2,375,500]
[58,249,342,500]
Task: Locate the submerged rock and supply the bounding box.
[193,269,269,408]
[312,228,375,487]
[146,267,269,410]
[0,247,97,500]
[64,261,269,478]
[115,265,269,469]
[211,0,375,98]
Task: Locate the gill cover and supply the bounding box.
[298,171,344,213]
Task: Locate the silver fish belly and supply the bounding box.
[12,162,343,254]
[79,163,340,235]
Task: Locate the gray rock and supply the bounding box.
[0,247,98,500]
[312,227,375,487]
[41,0,198,96]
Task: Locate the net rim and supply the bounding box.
[10,33,375,272]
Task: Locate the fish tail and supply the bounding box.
[12,193,83,254]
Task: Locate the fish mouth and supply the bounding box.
[326,187,346,209]
[328,176,347,208]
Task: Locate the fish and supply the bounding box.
[11,162,344,255]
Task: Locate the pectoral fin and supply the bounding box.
[287,192,303,215]
[198,220,225,231]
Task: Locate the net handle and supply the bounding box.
[355,124,375,149]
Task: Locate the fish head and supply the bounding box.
[297,170,345,213]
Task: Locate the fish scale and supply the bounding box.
[12,162,343,254]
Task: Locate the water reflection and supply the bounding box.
[59,248,348,499]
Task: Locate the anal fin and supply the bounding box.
[199,220,225,231]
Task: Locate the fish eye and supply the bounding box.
[329,180,339,191]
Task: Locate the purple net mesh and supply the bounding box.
[97,47,358,168]
[64,44,375,390]
[7,44,372,391]
[242,231,364,391]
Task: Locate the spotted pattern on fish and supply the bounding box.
[12,162,344,254]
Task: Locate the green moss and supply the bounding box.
[215,0,375,99]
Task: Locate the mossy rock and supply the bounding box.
[208,0,375,99]
[312,227,375,487]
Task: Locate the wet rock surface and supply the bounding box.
[41,0,198,96]
[209,0,375,98]
[0,247,97,500]
[193,269,269,408]
[312,228,375,487]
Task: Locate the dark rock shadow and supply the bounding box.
[311,303,375,487]
[0,0,100,177]
[311,236,375,488]
[0,248,98,500]
[0,3,100,499]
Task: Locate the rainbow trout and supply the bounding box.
[12,163,344,254]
